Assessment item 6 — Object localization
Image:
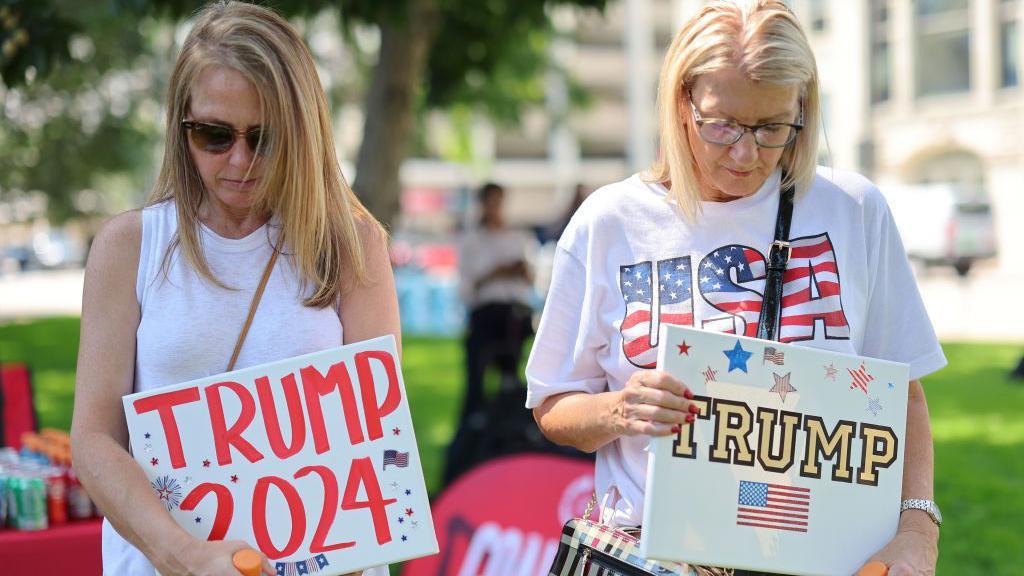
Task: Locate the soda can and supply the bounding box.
[14,475,48,531]
[0,471,8,527]
[45,468,68,525]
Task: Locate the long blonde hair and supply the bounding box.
[645,0,820,220]
[150,0,383,307]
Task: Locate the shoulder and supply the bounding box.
[806,166,890,217]
[353,213,388,255]
[90,210,142,265]
[560,174,665,248]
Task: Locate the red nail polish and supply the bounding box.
[684,389,694,400]
[685,414,695,423]
[689,404,700,414]
[671,425,682,433]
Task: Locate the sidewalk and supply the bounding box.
[2,265,1022,343]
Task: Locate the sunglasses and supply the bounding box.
[182,120,271,155]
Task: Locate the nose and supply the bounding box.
[226,135,256,169]
[728,131,758,166]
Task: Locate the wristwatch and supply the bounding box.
[900,498,942,527]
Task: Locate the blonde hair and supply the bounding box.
[149,0,383,307]
[645,0,820,220]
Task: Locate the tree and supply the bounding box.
[3,0,606,227]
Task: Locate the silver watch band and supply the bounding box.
[900,498,942,527]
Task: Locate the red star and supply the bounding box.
[405,507,414,517]
[202,459,211,467]
[150,457,159,466]
[230,475,239,483]
[677,341,691,355]
[392,427,401,436]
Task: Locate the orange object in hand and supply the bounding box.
[856,560,889,576]
[232,549,263,576]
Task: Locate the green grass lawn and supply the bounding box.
[2,317,1022,573]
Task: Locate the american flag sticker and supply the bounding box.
[762,346,785,365]
[736,481,810,533]
[383,449,410,469]
[848,362,875,394]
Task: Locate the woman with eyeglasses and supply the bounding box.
[70,2,397,575]
[527,2,944,575]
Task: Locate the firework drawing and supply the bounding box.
[151,475,184,511]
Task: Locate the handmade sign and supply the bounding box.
[122,335,438,575]
[640,325,909,576]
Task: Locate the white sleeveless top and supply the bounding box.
[102,200,386,576]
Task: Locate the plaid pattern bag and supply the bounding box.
[548,517,730,576]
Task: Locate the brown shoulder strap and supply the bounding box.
[226,233,283,372]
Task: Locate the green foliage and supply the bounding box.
[0,0,77,88]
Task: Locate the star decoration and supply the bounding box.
[405,489,412,496]
[888,382,895,391]
[867,397,883,417]
[392,427,401,436]
[769,372,797,403]
[144,443,153,453]
[723,341,752,373]
[411,520,419,529]
[401,535,408,542]
[390,481,400,491]
[398,517,405,524]
[230,475,239,483]
[150,457,159,466]
[195,517,202,524]
[202,459,211,468]
[824,362,838,381]
[405,507,414,517]
[677,341,691,355]
[144,432,151,439]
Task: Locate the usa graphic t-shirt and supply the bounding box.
[525,167,946,527]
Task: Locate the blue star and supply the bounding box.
[401,535,408,542]
[398,517,405,523]
[723,341,752,373]
[145,432,151,439]
[405,489,411,496]
[888,382,895,391]
[195,517,201,523]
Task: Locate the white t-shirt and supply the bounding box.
[458,226,537,308]
[524,168,947,527]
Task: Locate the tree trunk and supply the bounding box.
[352,0,439,229]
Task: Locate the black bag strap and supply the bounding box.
[756,178,795,342]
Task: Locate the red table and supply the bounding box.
[0,519,102,575]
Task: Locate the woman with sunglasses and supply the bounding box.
[70,2,397,575]
[526,2,944,575]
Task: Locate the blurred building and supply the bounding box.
[373,0,1022,273]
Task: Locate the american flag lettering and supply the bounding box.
[736,481,811,533]
[762,347,785,365]
[383,449,410,469]
[778,234,851,342]
[619,258,693,368]
[848,362,875,394]
[698,246,765,337]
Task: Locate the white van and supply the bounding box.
[880,183,997,276]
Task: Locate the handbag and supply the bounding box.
[546,180,796,576]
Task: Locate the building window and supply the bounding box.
[870,0,891,103]
[1001,0,1020,87]
[915,0,971,96]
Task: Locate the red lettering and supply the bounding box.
[341,457,397,544]
[355,351,402,441]
[295,465,356,553]
[252,476,305,559]
[300,362,364,452]
[132,387,200,469]
[256,374,306,459]
[207,381,264,465]
[179,483,233,541]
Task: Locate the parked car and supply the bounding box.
[881,182,997,276]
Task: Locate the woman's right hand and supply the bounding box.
[611,370,699,437]
[163,539,274,576]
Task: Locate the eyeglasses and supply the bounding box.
[181,120,270,155]
[687,90,803,149]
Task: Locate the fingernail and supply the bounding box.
[688,404,700,414]
[671,425,681,433]
[684,389,694,400]
[685,414,695,423]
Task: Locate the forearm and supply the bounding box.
[533,391,622,453]
[73,431,195,571]
[898,379,939,539]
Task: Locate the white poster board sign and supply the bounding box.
[122,335,438,575]
[640,325,908,576]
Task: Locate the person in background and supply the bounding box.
[444,183,537,481]
[70,2,398,575]
[526,1,945,575]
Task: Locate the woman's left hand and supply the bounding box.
[858,527,938,576]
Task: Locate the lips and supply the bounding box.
[725,167,755,177]
[220,178,259,191]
